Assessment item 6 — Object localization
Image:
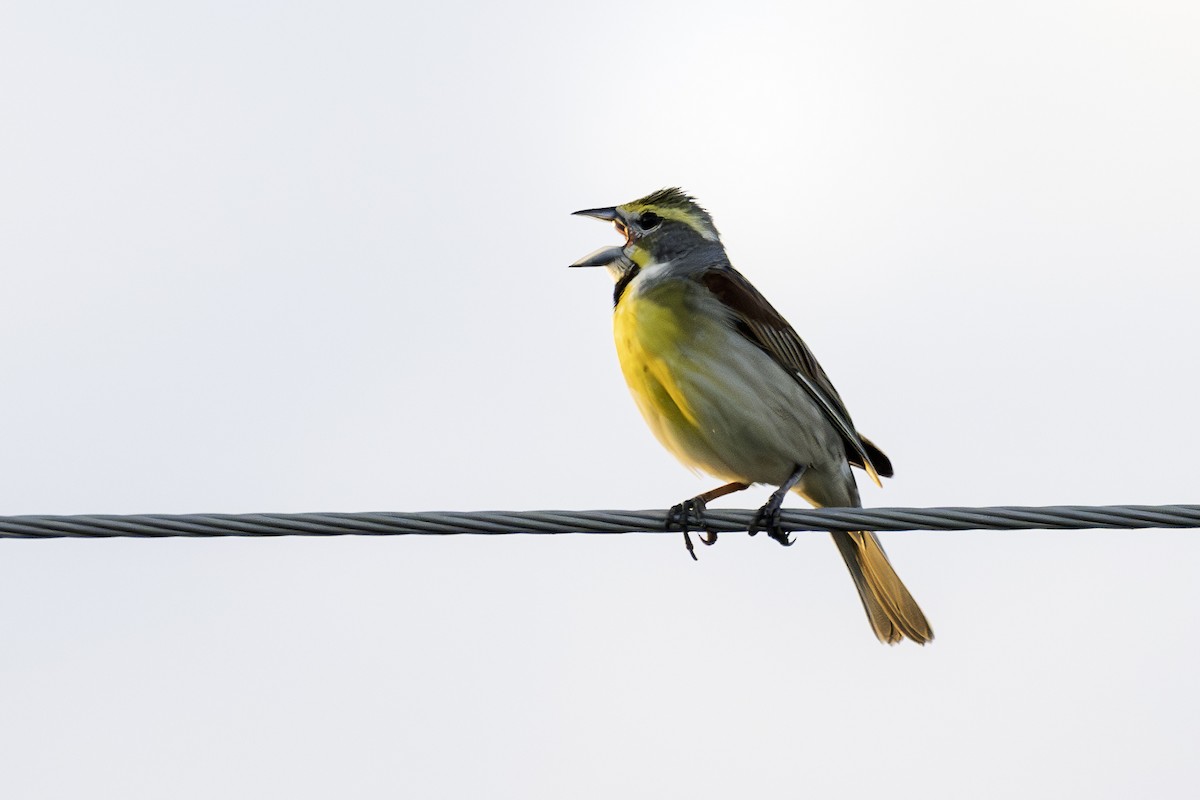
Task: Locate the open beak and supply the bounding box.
[570,205,631,268]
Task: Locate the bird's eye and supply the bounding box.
[638,211,662,229]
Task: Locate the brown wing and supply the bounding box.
[699,268,893,484]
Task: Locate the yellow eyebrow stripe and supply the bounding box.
[620,203,719,241]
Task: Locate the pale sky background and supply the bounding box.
[2,1,1199,797]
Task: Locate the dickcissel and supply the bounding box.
[571,188,932,644]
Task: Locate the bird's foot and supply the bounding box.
[666,496,719,561]
[747,466,805,547]
[748,489,795,547]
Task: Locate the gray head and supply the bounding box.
[570,188,725,276]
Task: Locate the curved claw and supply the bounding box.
[749,465,804,548]
[768,528,795,547]
[750,506,793,547]
[666,497,718,560]
[682,531,699,561]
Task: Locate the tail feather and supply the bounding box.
[831,530,933,645]
[830,532,903,643]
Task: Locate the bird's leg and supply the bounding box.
[666,481,751,560]
[749,465,807,547]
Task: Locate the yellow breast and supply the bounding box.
[612,279,707,457]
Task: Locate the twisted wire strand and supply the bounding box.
[1,505,1199,540]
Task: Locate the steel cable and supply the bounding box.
[1,504,1199,539]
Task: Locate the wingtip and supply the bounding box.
[866,462,883,488]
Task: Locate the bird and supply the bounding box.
[570,188,933,644]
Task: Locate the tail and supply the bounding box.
[831,530,934,645]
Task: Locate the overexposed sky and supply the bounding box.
[2,1,1199,797]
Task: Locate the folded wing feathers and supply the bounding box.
[701,268,886,485]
